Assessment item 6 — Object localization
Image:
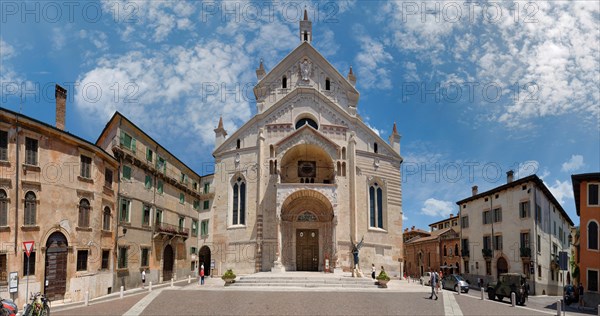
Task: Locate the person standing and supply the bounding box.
[200,264,205,285]
[428,269,438,300]
[371,264,376,279]
[578,282,584,310]
[141,269,146,289]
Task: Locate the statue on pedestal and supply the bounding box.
[351,235,364,277]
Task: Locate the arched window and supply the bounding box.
[282,76,287,89]
[341,162,346,177]
[0,189,7,227]
[369,183,384,229]
[232,177,246,226]
[103,206,111,231]
[270,145,275,158]
[24,191,36,226]
[79,198,91,228]
[236,139,241,149]
[325,78,331,90]
[336,161,341,176]
[444,245,447,256]
[589,221,599,250]
[455,244,459,257]
[295,117,318,130]
[303,31,308,41]
[341,147,346,160]
[374,142,378,154]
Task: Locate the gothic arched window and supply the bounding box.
[232,177,246,226]
[79,198,91,228]
[369,182,385,229]
[0,189,7,227]
[24,191,36,226]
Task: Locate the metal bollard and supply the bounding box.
[457,287,460,295]
[171,278,174,288]
[511,292,516,307]
[556,300,561,316]
[480,288,484,300]
[188,275,191,284]
[120,286,124,299]
[84,291,89,306]
[149,281,152,292]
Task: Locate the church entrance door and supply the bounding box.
[296,229,318,271]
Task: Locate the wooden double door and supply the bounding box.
[44,232,68,301]
[296,229,318,271]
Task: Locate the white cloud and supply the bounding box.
[561,155,584,172]
[516,160,540,179]
[548,179,574,205]
[0,38,15,60]
[354,26,393,90]
[421,198,454,217]
[52,27,66,51]
[75,39,253,148]
[402,213,408,221]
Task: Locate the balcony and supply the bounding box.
[520,247,531,259]
[482,248,493,259]
[155,222,189,238]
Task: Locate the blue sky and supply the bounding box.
[1,1,599,231]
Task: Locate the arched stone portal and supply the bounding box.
[497,256,508,278]
[279,190,335,271]
[44,231,68,300]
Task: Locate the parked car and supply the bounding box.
[442,274,469,293]
[564,284,576,305]
[487,273,529,306]
[420,272,432,286]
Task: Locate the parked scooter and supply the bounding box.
[0,296,18,316]
[23,292,50,316]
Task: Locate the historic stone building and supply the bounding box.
[457,172,574,295]
[96,112,214,289]
[0,86,119,306]
[205,12,404,276]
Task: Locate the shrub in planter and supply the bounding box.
[376,270,391,288]
[222,269,236,285]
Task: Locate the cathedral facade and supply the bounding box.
[205,14,405,277]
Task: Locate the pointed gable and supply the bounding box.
[275,124,339,159]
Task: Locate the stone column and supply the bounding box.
[272,217,285,272]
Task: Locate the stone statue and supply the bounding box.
[300,59,311,81]
[351,235,364,277]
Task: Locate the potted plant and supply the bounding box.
[221,269,236,285]
[376,270,391,288]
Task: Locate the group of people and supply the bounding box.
[370,264,385,279]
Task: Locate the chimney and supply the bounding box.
[411,225,415,230]
[449,213,453,218]
[55,84,67,130]
[507,170,514,183]
[472,185,478,196]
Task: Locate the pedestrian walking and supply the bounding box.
[141,269,146,289]
[428,269,438,300]
[200,264,205,285]
[371,264,376,279]
[577,282,584,310]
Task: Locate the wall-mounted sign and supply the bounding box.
[9,271,18,293]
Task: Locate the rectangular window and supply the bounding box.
[141,248,149,267]
[146,148,153,162]
[178,217,185,230]
[520,201,530,218]
[145,174,152,189]
[536,204,542,224]
[142,204,151,226]
[204,183,210,194]
[157,180,163,194]
[203,200,210,210]
[589,184,599,206]
[120,131,135,152]
[77,250,88,271]
[485,260,491,275]
[155,209,162,226]
[554,221,557,236]
[122,165,132,180]
[192,182,198,191]
[101,250,110,270]
[553,243,558,255]
[25,137,38,165]
[180,172,186,183]
[483,236,491,250]
[494,235,503,250]
[23,252,36,276]
[156,156,166,174]
[80,155,92,178]
[190,247,197,255]
[118,247,128,269]
[201,220,209,237]
[0,130,8,161]
[493,208,502,223]
[191,220,198,237]
[588,270,599,292]
[179,192,185,204]
[537,234,541,253]
[0,193,7,227]
[0,254,7,283]
[538,264,542,278]
[461,216,469,228]
[483,210,491,225]
[193,200,199,210]
[105,169,113,187]
[120,198,130,223]
[520,232,530,249]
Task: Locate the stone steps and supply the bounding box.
[232,274,377,289]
